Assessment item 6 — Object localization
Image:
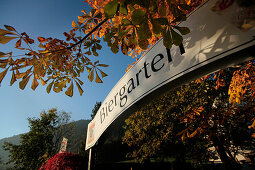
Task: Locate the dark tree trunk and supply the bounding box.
[210,134,240,170]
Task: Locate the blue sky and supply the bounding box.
[0,0,135,139]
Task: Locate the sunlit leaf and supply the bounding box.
[75,78,84,85]
[72,21,78,28]
[75,80,83,96]
[31,76,39,90]
[0,68,8,86]
[65,81,73,97]
[97,64,108,67]
[15,39,21,48]
[46,81,54,93]
[37,37,47,43]
[88,68,94,82]
[10,70,16,86]
[40,78,47,85]
[0,36,18,44]
[19,74,32,90]
[98,68,108,78]
[4,25,16,32]
[95,70,103,83]
[0,29,16,36]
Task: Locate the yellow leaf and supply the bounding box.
[40,78,47,86]
[181,133,185,141]
[31,76,39,90]
[0,68,8,86]
[19,74,32,90]
[189,130,197,138]
[65,81,73,97]
[0,35,18,44]
[95,70,103,83]
[75,81,83,96]
[0,29,16,36]
[88,68,94,82]
[75,78,84,85]
[10,71,16,86]
[38,43,45,49]
[78,16,86,23]
[46,81,54,93]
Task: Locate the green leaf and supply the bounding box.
[0,36,18,44]
[46,81,54,93]
[155,18,169,25]
[0,68,8,86]
[75,80,83,96]
[173,26,190,35]
[104,0,118,18]
[162,28,172,49]
[171,28,183,46]
[122,19,131,26]
[151,19,162,35]
[19,74,32,90]
[131,9,146,25]
[137,21,151,40]
[120,1,128,15]
[65,81,73,97]
[88,68,94,82]
[110,42,119,54]
[138,39,149,50]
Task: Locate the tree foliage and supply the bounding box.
[91,101,102,120]
[122,60,255,168]
[0,0,203,97]
[3,109,75,170]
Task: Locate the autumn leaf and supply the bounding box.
[19,74,32,90]
[95,70,103,83]
[65,81,73,97]
[31,76,39,90]
[46,81,54,93]
[4,25,16,32]
[37,37,47,43]
[15,39,21,48]
[75,80,83,96]
[0,35,18,44]
[88,68,94,82]
[0,68,9,86]
[10,70,17,86]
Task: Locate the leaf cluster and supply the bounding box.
[122,60,255,163]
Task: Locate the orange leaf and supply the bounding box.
[15,39,21,48]
[37,37,47,43]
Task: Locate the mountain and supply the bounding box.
[0,119,90,170]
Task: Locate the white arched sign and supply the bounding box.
[86,0,255,150]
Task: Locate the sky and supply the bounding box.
[0,0,135,139]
